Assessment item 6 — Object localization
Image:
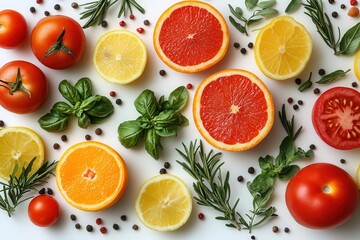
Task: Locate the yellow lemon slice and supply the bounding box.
[354,50,360,81]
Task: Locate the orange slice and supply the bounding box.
[153,1,229,73]
[193,69,274,151]
[56,141,128,211]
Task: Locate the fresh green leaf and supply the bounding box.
[52,102,74,115]
[279,165,300,180]
[156,127,178,137]
[246,0,259,10]
[255,8,278,17]
[254,187,274,208]
[298,72,313,92]
[162,86,188,112]
[38,112,69,132]
[339,22,360,55]
[257,0,276,9]
[247,174,275,196]
[75,77,92,100]
[77,112,91,129]
[279,137,295,164]
[316,69,351,84]
[79,95,102,111]
[153,110,183,128]
[247,18,264,26]
[86,96,114,118]
[58,80,81,106]
[134,89,159,118]
[259,155,273,171]
[145,129,162,160]
[118,120,144,148]
[228,4,244,20]
[285,0,302,13]
[229,16,247,34]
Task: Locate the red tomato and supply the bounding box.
[30,15,86,69]
[312,87,360,150]
[285,163,359,229]
[28,195,60,227]
[0,10,27,49]
[0,61,48,114]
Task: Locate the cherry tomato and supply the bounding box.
[285,163,359,229]
[30,15,86,69]
[0,61,48,114]
[0,10,27,49]
[312,86,360,150]
[28,195,60,227]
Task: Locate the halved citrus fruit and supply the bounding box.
[93,30,147,84]
[193,69,274,151]
[56,141,128,211]
[0,127,45,180]
[135,174,192,231]
[153,1,229,73]
[254,16,312,80]
[355,50,360,81]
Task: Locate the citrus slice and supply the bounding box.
[56,141,128,211]
[356,165,360,189]
[135,174,192,231]
[193,69,274,151]
[254,16,312,80]
[355,50,360,81]
[0,127,45,180]
[153,1,229,73]
[93,30,147,84]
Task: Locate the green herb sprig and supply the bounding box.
[38,77,114,132]
[316,69,351,84]
[118,86,189,160]
[80,0,145,28]
[229,0,278,36]
[298,72,313,92]
[0,158,57,217]
[304,0,360,55]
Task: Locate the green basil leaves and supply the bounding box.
[118,86,189,160]
[38,77,114,132]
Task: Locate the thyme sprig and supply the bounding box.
[0,158,57,217]
[80,0,145,29]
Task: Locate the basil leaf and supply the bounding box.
[162,86,188,112]
[247,174,274,196]
[255,8,278,17]
[137,116,153,129]
[254,187,274,208]
[279,165,300,180]
[79,95,102,111]
[298,72,313,92]
[86,96,114,118]
[257,0,276,9]
[118,120,144,148]
[155,127,177,137]
[75,77,92,100]
[229,16,247,34]
[259,155,273,171]
[153,110,183,128]
[339,22,360,55]
[77,112,91,129]
[58,80,81,106]
[316,69,351,84]
[145,129,162,160]
[247,18,264,26]
[278,136,295,165]
[246,0,259,9]
[38,112,69,132]
[134,89,158,118]
[52,101,74,115]
[180,115,189,126]
[285,0,302,14]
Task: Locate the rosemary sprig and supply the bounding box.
[0,158,57,217]
[80,0,145,29]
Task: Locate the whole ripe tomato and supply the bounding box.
[28,195,60,227]
[285,163,360,229]
[30,15,86,69]
[312,87,360,150]
[0,9,27,49]
[0,60,48,114]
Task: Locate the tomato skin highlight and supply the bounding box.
[30,15,86,69]
[28,195,60,227]
[0,61,48,114]
[312,87,360,150]
[0,10,27,49]
[285,163,360,229]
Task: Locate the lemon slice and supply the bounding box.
[135,174,192,231]
[354,50,360,81]
[93,30,147,84]
[0,127,45,180]
[254,16,312,80]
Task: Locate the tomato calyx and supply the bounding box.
[0,68,31,97]
[42,28,76,61]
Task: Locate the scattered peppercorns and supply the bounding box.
[284,227,290,233]
[309,144,316,150]
[352,82,358,88]
[96,218,103,225]
[159,168,167,174]
[233,42,240,49]
[100,226,107,234]
[295,78,302,85]
[113,223,120,230]
[164,162,171,169]
[237,175,244,182]
[119,21,126,27]
[143,19,150,26]
[287,97,294,104]
[53,143,60,150]
[341,4,347,9]
[186,83,193,89]
[120,215,127,221]
[70,214,77,221]
[247,42,254,48]
[132,224,139,230]
[116,98,123,105]
[39,188,46,195]
[71,2,79,9]
[159,69,166,76]
[251,236,256,240]
[272,225,279,233]
[328,0,335,4]
[54,4,61,10]
[198,213,205,220]
[298,100,303,105]
[248,167,255,174]
[30,7,36,13]
[101,20,108,28]
[340,158,346,164]
[75,223,81,229]
[331,11,339,18]
[109,91,116,97]
[318,68,326,76]
[86,224,93,232]
[95,128,103,136]
[85,134,91,141]
[47,188,54,195]
[240,48,247,54]
[136,27,145,34]
[61,134,68,142]
[313,88,321,94]
[44,11,50,16]
[0,120,4,128]
[293,104,299,110]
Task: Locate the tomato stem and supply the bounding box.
[42,28,76,61]
[0,68,31,97]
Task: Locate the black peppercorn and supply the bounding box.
[313,88,321,94]
[331,11,338,18]
[85,134,91,141]
[159,69,166,76]
[101,20,108,28]
[164,162,171,169]
[61,134,67,142]
[47,188,54,195]
[132,224,139,230]
[44,11,50,16]
[0,120,4,128]
[328,0,335,4]
[70,214,77,221]
[233,42,240,49]
[352,82,358,88]
[120,215,127,221]
[341,4,346,9]
[293,104,299,110]
[309,144,316,150]
[116,99,122,105]
[53,143,60,150]
[95,128,103,135]
[318,68,326,76]
[295,78,302,85]
[30,7,36,13]
[284,227,290,233]
[143,19,150,26]
[298,100,303,105]
[75,223,81,229]
[237,175,244,182]
[247,42,254,48]
[39,188,46,195]
[272,225,279,232]
[54,4,61,10]
[86,224,93,232]
[248,167,255,174]
[159,168,167,174]
[340,159,346,164]
[240,48,247,54]
[113,223,120,230]
[251,236,256,240]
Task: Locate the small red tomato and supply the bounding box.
[0,61,48,114]
[0,10,27,49]
[31,15,86,69]
[28,195,60,227]
[285,163,360,229]
[312,87,360,150]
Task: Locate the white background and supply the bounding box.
[1,0,360,239]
